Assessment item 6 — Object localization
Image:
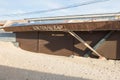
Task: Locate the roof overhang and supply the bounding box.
[2,12,120,32]
[3,20,120,32]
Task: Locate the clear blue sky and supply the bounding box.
[0,0,120,20]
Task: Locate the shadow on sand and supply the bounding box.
[0,65,89,80]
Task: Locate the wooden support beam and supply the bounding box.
[68,31,105,59]
[84,31,114,57]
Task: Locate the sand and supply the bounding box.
[0,41,120,80]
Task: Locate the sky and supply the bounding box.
[0,0,120,20]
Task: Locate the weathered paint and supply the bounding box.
[3,21,120,32]
[16,32,39,52]
[15,31,120,59]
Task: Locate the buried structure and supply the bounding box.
[2,12,120,59]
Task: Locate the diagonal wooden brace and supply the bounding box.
[84,31,114,57]
[68,31,105,58]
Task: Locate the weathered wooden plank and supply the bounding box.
[3,21,120,32]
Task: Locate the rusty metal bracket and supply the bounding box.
[68,31,104,58]
[84,31,114,57]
